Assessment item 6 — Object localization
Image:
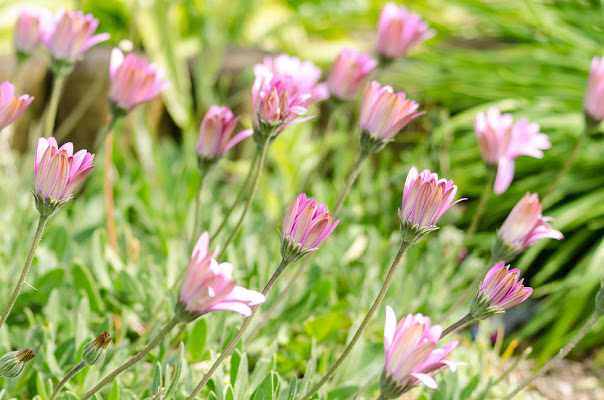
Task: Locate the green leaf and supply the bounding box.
[72,262,104,312]
[35,373,49,400]
[188,318,206,360]
[302,312,351,343]
[251,371,279,400]
[151,361,163,395]
[165,341,184,399]
[107,381,120,400]
[233,351,248,400]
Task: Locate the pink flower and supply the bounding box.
[252,72,314,139]
[109,48,171,112]
[0,82,34,131]
[196,106,252,161]
[253,54,329,102]
[377,3,435,59]
[470,262,533,319]
[281,193,339,261]
[583,56,604,123]
[399,167,464,242]
[380,306,458,398]
[33,137,94,211]
[327,49,377,100]
[474,107,551,194]
[359,81,423,152]
[14,9,52,54]
[177,232,265,320]
[493,193,563,261]
[42,9,109,63]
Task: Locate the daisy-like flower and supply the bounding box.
[492,193,563,262]
[474,107,551,194]
[14,9,52,56]
[469,261,533,320]
[327,49,377,101]
[280,193,339,262]
[0,81,34,131]
[176,232,265,322]
[379,306,458,398]
[399,167,464,243]
[359,81,423,153]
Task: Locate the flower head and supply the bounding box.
[251,72,314,142]
[42,9,110,64]
[196,105,252,165]
[253,54,329,102]
[176,232,265,321]
[474,107,551,194]
[377,3,435,60]
[359,81,423,152]
[14,9,52,55]
[469,262,533,320]
[0,349,35,378]
[492,193,563,262]
[109,48,171,113]
[33,137,95,216]
[399,167,464,243]
[82,331,111,365]
[584,56,604,124]
[0,81,34,131]
[280,193,339,262]
[327,49,377,101]
[380,306,458,398]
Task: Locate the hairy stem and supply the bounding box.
[441,313,475,338]
[0,214,49,329]
[192,168,211,247]
[49,361,86,400]
[301,241,412,400]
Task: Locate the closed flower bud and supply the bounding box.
[82,331,111,365]
[469,262,532,320]
[280,193,339,262]
[399,167,464,244]
[0,349,35,378]
[583,56,604,124]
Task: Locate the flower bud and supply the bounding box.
[0,349,35,378]
[82,331,111,365]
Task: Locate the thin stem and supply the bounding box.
[49,361,86,400]
[186,258,291,399]
[377,395,385,400]
[192,169,210,246]
[94,113,120,154]
[245,151,370,342]
[44,72,67,138]
[218,142,269,258]
[502,311,601,400]
[466,166,496,240]
[104,131,118,253]
[0,214,49,329]
[79,316,179,400]
[301,241,413,400]
[441,313,474,338]
[212,150,259,238]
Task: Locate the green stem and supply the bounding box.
[93,113,121,154]
[218,142,269,258]
[300,241,413,400]
[502,311,601,400]
[244,151,369,342]
[0,214,49,329]
[466,166,496,241]
[49,361,86,400]
[441,313,474,338]
[192,169,210,247]
[44,73,67,138]
[186,258,291,399]
[212,150,259,238]
[79,316,179,400]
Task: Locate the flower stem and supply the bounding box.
[502,310,601,400]
[192,168,210,246]
[466,166,496,240]
[49,361,86,400]
[244,150,370,342]
[218,141,269,258]
[94,113,120,154]
[79,316,180,400]
[441,313,474,338]
[0,213,49,329]
[186,258,291,399]
[104,131,118,253]
[300,241,413,400]
[44,72,67,138]
[212,150,259,238]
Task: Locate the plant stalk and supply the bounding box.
[441,313,475,338]
[79,316,179,400]
[186,258,291,399]
[44,72,67,138]
[192,168,210,246]
[0,213,49,329]
[300,241,412,400]
[49,361,86,400]
[466,166,496,240]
